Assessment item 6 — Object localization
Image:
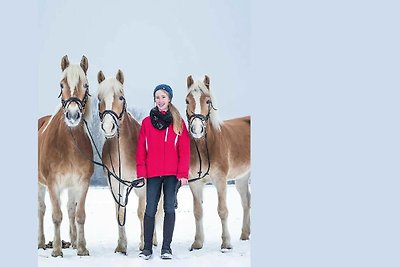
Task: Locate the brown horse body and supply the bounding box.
[38,55,94,257]
[186,75,251,251]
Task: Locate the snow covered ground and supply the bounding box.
[38,184,251,267]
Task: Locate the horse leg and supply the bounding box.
[67,188,77,249]
[75,183,90,256]
[135,187,146,251]
[48,184,63,257]
[38,183,46,249]
[214,178,232,251]
[189,181,205,250]
[114,203,127,254]
[235,173,251,240]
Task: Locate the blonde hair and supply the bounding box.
[169,103,183,135]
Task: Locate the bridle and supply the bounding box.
[58,82,91,114]
[186,95,217,183]
[98,95,127,125]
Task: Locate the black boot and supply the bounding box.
[161,212,175,259]
[139,214,155,260]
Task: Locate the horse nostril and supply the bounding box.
[66,112,71,120]
[112,123,116,132]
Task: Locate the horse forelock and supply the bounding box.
[98,79,124,106]
[61,64,87,94]
[188,80,222,131]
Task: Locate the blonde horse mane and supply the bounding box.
[188,79,222,131]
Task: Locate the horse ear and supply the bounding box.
[61,55,69,71]
[187,75,194,89]
[203,75,210,90]
[97,71,105,84]
[80,55,89,74]
[116,69,124,85]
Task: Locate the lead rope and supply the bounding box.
[189,132,211,183]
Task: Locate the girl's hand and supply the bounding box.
[179,178,188,186]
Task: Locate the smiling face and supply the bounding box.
[155,90,171,112]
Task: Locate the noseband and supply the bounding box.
[59,83,90,113]
[186,99,217,136]
[98,95,127,125]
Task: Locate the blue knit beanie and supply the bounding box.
[153,84,173,100]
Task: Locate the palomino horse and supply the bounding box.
[185,75,251,251]
[38,55,94,257]
[97,70,159,253]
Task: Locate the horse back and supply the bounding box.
[38,115,51,131]
[220,115,251,169]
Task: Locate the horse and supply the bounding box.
[185,75,251,252]
[97,70,160,254]
[38,55,94,257]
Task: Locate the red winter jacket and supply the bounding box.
[136,116,190,179]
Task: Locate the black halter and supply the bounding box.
[59,83,90,112]
[98,95,127,123]
[186,100,217,183]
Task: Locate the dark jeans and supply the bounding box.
[144,175,179,251]
[145,175,179,217]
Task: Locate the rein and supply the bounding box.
[186,100,217,183]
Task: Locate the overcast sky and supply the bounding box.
[37,1,251,121]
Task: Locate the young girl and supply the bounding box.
[136,84,190,260]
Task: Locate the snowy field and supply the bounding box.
[38,184,251,267]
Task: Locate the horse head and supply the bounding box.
[186,75,219,139]
[97,69,126,139]
[59,55,91,127]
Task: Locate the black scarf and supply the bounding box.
[150,107,173,130]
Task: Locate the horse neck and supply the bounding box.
[105,113,140,149]
[191,122,219,154]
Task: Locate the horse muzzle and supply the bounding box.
[64,109,82,127]
[190,119,206,139]
[101,119,118,139]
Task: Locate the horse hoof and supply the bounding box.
[240,234,250,240]
[114,248,127,255]
[77,249,90,256]
[190,242,203,251]
[51,250,63,257]
[38,243,46,250]
[61,240,71,248]
[220,247,233,253]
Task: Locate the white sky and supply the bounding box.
[37,1,251,121]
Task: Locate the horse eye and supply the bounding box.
[60,83,63,89]
[206,99,211,104]
[119,96,124,101]
[185,99,189,104]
